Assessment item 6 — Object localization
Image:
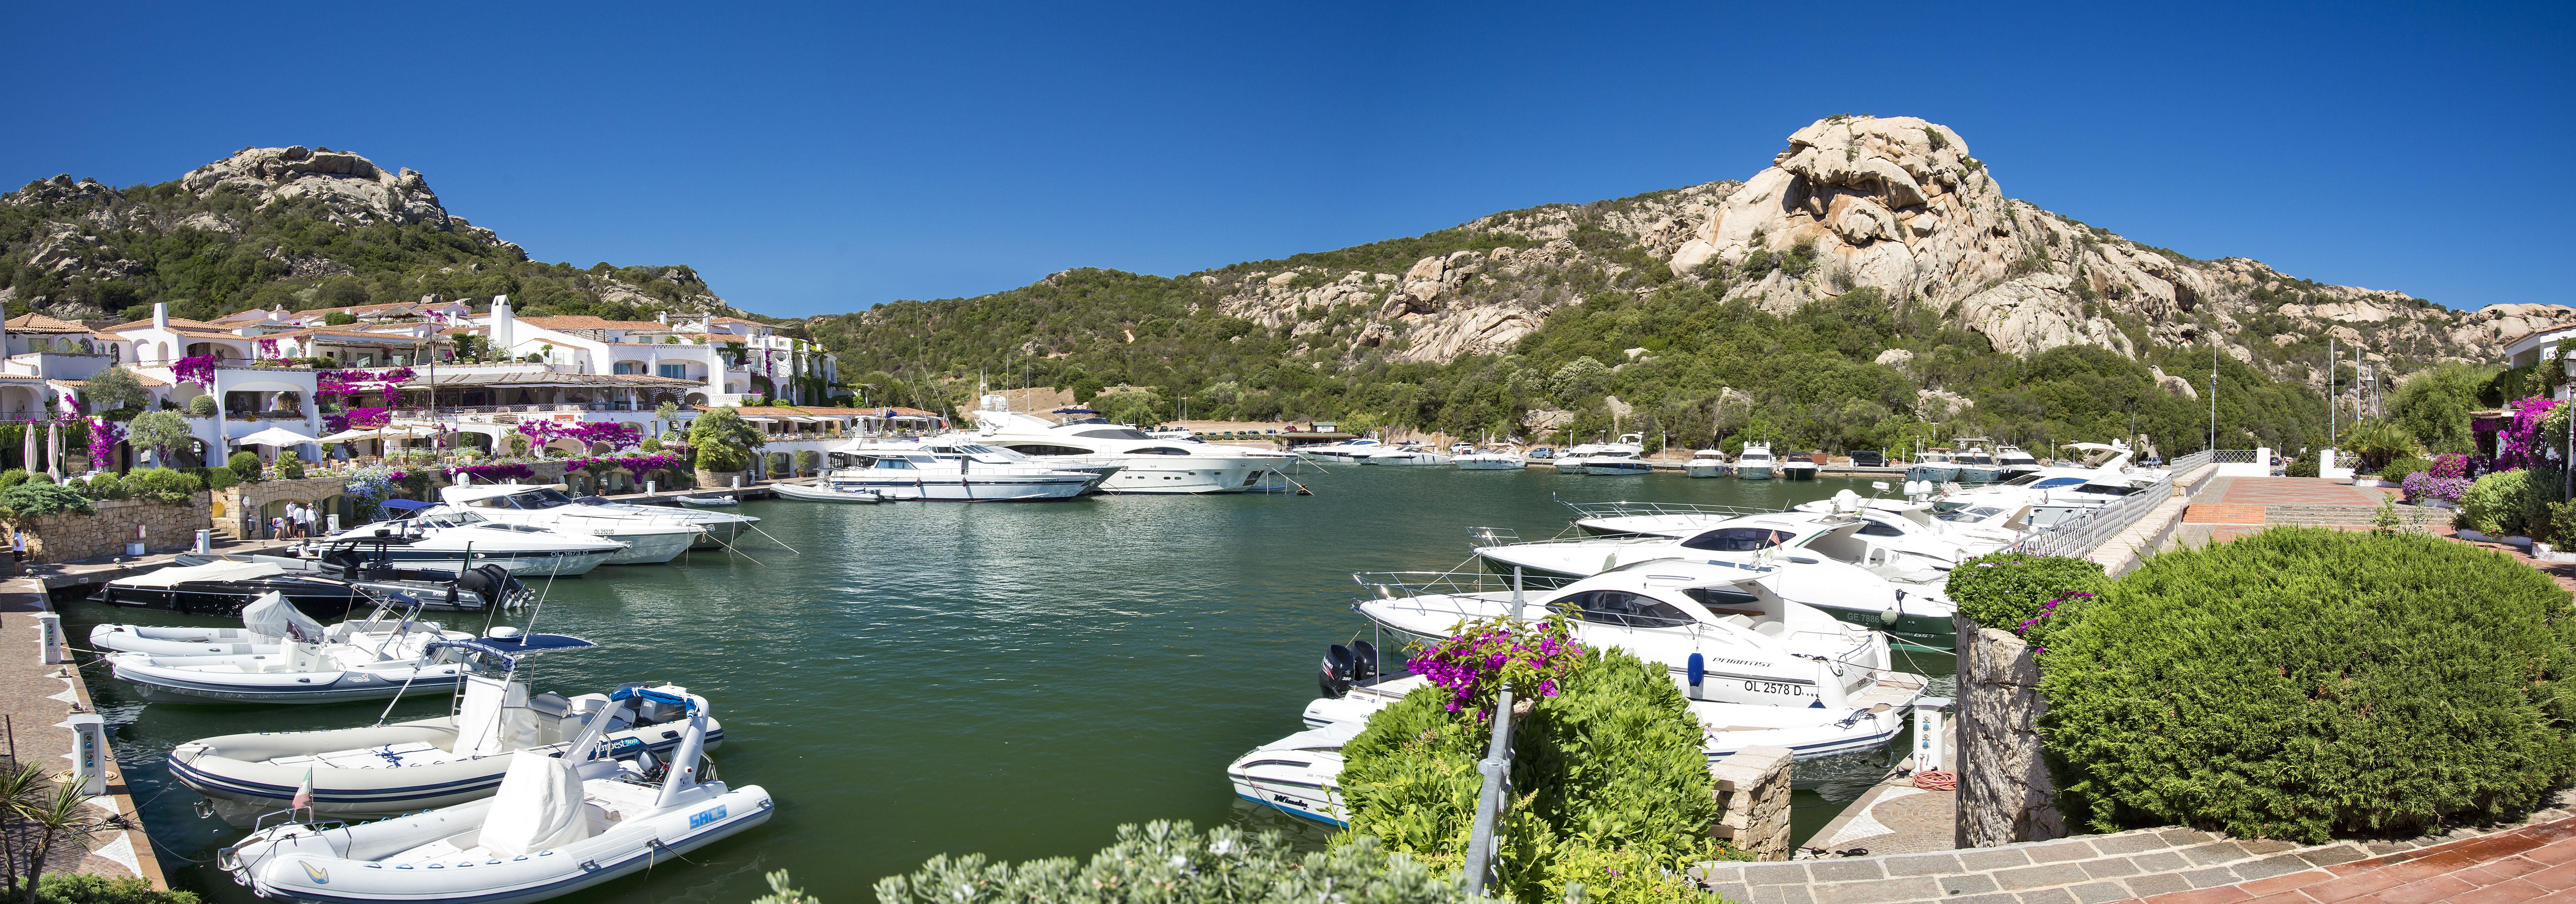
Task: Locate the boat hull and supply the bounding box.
[823,474,1093,502]
[174,718,727,825]
[1780,464,1820,481]
[1684,463,1730,478]
[111,656,469,705]
[1905,464,1959,483]
[1582,461,1653,476]
[1737,465,1774,480]
[598,529,697,565]
[770,483,885,503]
[233,785,773,904]
[1094,460,1277,493]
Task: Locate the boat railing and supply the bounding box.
[1558,499,1773,522]
[1349,569,1522,600]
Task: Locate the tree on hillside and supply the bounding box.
[2389,362,2494,454]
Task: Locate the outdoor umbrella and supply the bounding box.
[233,426,322,448]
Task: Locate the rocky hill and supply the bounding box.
[809,114,2572,454]
[0,145,748,323]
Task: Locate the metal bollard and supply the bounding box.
[326,514,341,534]
[733,475,742,488]
[60,714,106,796]
[194,529,212,554]
[646,480,656,495]
[34,612,64,664]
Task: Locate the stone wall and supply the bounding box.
[7,495,213,563]
[1955,617,2067,848]
[212,475,350,539]
[1711,744,1794,860]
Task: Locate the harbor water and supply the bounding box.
[65,465,1950,902]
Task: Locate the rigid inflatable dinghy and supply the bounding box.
[106,593,477,704]
[221,696,769,904]
[171,635,721,825]
[92,585,467,657]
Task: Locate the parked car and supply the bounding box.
[1850,450,1887,467]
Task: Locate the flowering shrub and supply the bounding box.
[344,465,405,522]
[171,355,219,388]
[86,418,123,472]
[514,420,642,450]
[1405,613,1584,720]
[315,367,415,399]
[446,462,537,482]
[343,407,391,430]
[2402,470,2471,505]
[2432,453,2470,480]
[563,454,682,483]
[2494,396,2565,471]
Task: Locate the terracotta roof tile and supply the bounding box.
[516,316,676,332]
[3,313,92,333]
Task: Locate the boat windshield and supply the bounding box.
[1074,427,1153,440]
[506,489,579,510]
[1937,506,2009,523]
[1678,527,1797,552]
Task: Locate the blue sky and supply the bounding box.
[7,2,2568,318]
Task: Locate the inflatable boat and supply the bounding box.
[106,593,479,705]
[221,695,768,904]
[171,635,720,825]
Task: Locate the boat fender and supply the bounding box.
[1686,654,1705,699]
[1318,645,1354,699]
[1349,641,1378,682]
[1882,590,1903,626]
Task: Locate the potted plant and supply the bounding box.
[686,406,764,488]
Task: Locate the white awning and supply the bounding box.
[118,560,287,588]
[232,426,321,447]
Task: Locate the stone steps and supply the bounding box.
[1692,826,2366,904]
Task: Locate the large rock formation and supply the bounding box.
[1189,114,2564,374]
[178,146,517,252]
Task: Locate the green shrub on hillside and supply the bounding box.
[873,822,1458,904]
[0,483,92,517]
[1338,646,1730,903]
[2040,528,2576,842]
[1946,553,2109,642]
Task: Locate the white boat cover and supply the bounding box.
[118,560,287,588]
[479,752,590,856]
[241,592,326,643]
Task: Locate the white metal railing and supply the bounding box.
[2008,451,2215,558]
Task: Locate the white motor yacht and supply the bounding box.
[1952,439,2004,484]
[1930,441,2170,520]
[303,512,626,576]
[1351,560,1924,705]
[1362,443,1452,466]
[1994,444,2043,481]
[1472,503,1965,648]
[1906,449,1959,484]
[1556,433,1646,473]
[1582,449,1653,475]
[436,485,704,564]
[1779,451,1821,481]
[1452,448,1525,471]
[1735,442,1778,480]
[823,442,1107,501]
[1684,449,1731,478]
[965,409,1290,493]
[1296,437,1382,463]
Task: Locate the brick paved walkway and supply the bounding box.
[2200,477,2394,508]
[0,580,165,887]
[2117,815,2576,904]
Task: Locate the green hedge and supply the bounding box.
[872,822,1458,903]
[227,451,263,483]
[0,483,92,517]
[2376,455,2433,483]
[33,874,200,904]
[126,467,203,503]
[1946,552,2109,640]
[1338,647,1729,903]
[2457,468,2560,537]
[2040,528,2576,842]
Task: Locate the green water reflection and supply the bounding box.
[65,465,1948,902]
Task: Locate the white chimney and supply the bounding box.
[490,295,514,354]
[656,311,668,325]
[152,302,170,331]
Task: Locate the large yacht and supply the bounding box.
[1951,439,2004,484]
[1361,443,1453,466]
[963,409,1295,493]
[1555,433,1645,473]
[1906,448,1959,484]
[1994,444,2043,480]
[433,484,717,564]
[305,511,627,576]
[1684,449,1731,478]
[824,439,1110,501]
[1294,437,1382,463]
[1735,442,1778,480]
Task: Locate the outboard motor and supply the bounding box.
[1350,640,1379,683]
[1318,644,1355,699]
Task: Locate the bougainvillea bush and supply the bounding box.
[2494,396,2567,471]
[1338,616,1733,904]
[171,355,219,388]
[2040,528,2576,843]
[445,462,537,482]
[515,420,642,450]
